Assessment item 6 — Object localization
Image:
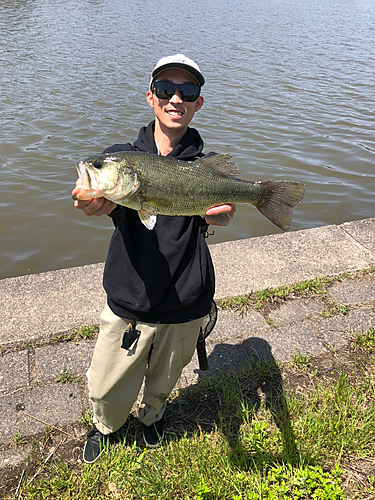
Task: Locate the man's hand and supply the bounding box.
[72,179,117,217]
[205,204,236,226]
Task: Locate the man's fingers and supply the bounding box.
[205,204,236,218]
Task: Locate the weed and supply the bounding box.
[71,324,99,340]
[367,475,375,492]
[259,463,345,499]
[80,410,93,428]
[290,352,311,371]
[13,431,26,447]
[56,368,73,383]
[266,317,278,328]
[335,303,348,315]
[353,327,375,353]
[196,477,212,500]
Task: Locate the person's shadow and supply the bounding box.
[190,337,299,466]
[122,336,299,468]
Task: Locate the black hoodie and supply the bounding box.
[102,121,215,324]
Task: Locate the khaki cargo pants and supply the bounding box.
[87,303,204,435]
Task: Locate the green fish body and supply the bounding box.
[75,151,305,231]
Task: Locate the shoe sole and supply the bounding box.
[143,429,165,448]
[83,433,121,464]
[83,440,106,464]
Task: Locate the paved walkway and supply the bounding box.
[1,217,375,470]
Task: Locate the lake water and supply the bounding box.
[1,0,374,279]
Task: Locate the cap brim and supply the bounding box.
[152,63,205,87]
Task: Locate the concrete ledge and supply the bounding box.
[211,219,375,298]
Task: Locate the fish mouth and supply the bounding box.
[77,162,98,190]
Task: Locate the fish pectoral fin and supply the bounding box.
[204,213,232,226]
[198,152,240,177]
[138,210,157,230]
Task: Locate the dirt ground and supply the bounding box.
[1,344,374,500]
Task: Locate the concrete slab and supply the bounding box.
[210,224,375,299]
[308,308,375,349]
[178,340,252,388]
[206,309,270,345]
[268,298,325,326]
[344,307,375,334]
[242,336,278,364]
[1,383,82,444]
[0,444,32,469]
[0,263,105,345]
[0,351,29,393]
[341,218,375,255]
[327,279,375,306]
[309,316,353,350]
[243,323,329,362]
[35,340,95,382]
[205,340,252,374]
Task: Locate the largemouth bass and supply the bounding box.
[74,151,305,231]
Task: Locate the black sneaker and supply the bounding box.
[83,424,120,464]
[142,417,165,448]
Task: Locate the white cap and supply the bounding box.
[150,54,205,89]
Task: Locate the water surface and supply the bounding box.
[1,0,374,279]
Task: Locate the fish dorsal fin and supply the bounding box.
[137,210,157,230]
[197,152,240,177]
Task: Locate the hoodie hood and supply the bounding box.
[133,121,204,160]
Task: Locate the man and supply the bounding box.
[73,54,236,463]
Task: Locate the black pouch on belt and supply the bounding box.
[121,321,141,351]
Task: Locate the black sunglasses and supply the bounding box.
[152,80,201,102]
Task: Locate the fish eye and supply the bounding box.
[93,160,102,169]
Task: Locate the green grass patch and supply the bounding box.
[353,327,375,353]
[290,352,311,371]
[13,431,27,448]
[218,270,375,314]
[15,357,375,499]
[56,368,73,384]
[218,275,337,313]
[70,324,99,340]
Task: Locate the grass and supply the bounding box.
[56,368,73,384]
[80,410,94,429]
[218,269,374,316]
[70,324,99,340]
[218,275,340,314]
[290,352,311,371]
[13,348,375,500]
[12,431,27,448]
[353,327,375,353]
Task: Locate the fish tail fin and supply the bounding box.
[256,181,306,231]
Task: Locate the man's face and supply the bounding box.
[146,68,204,134]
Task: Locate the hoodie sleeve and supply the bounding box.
[102,143,134,154]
